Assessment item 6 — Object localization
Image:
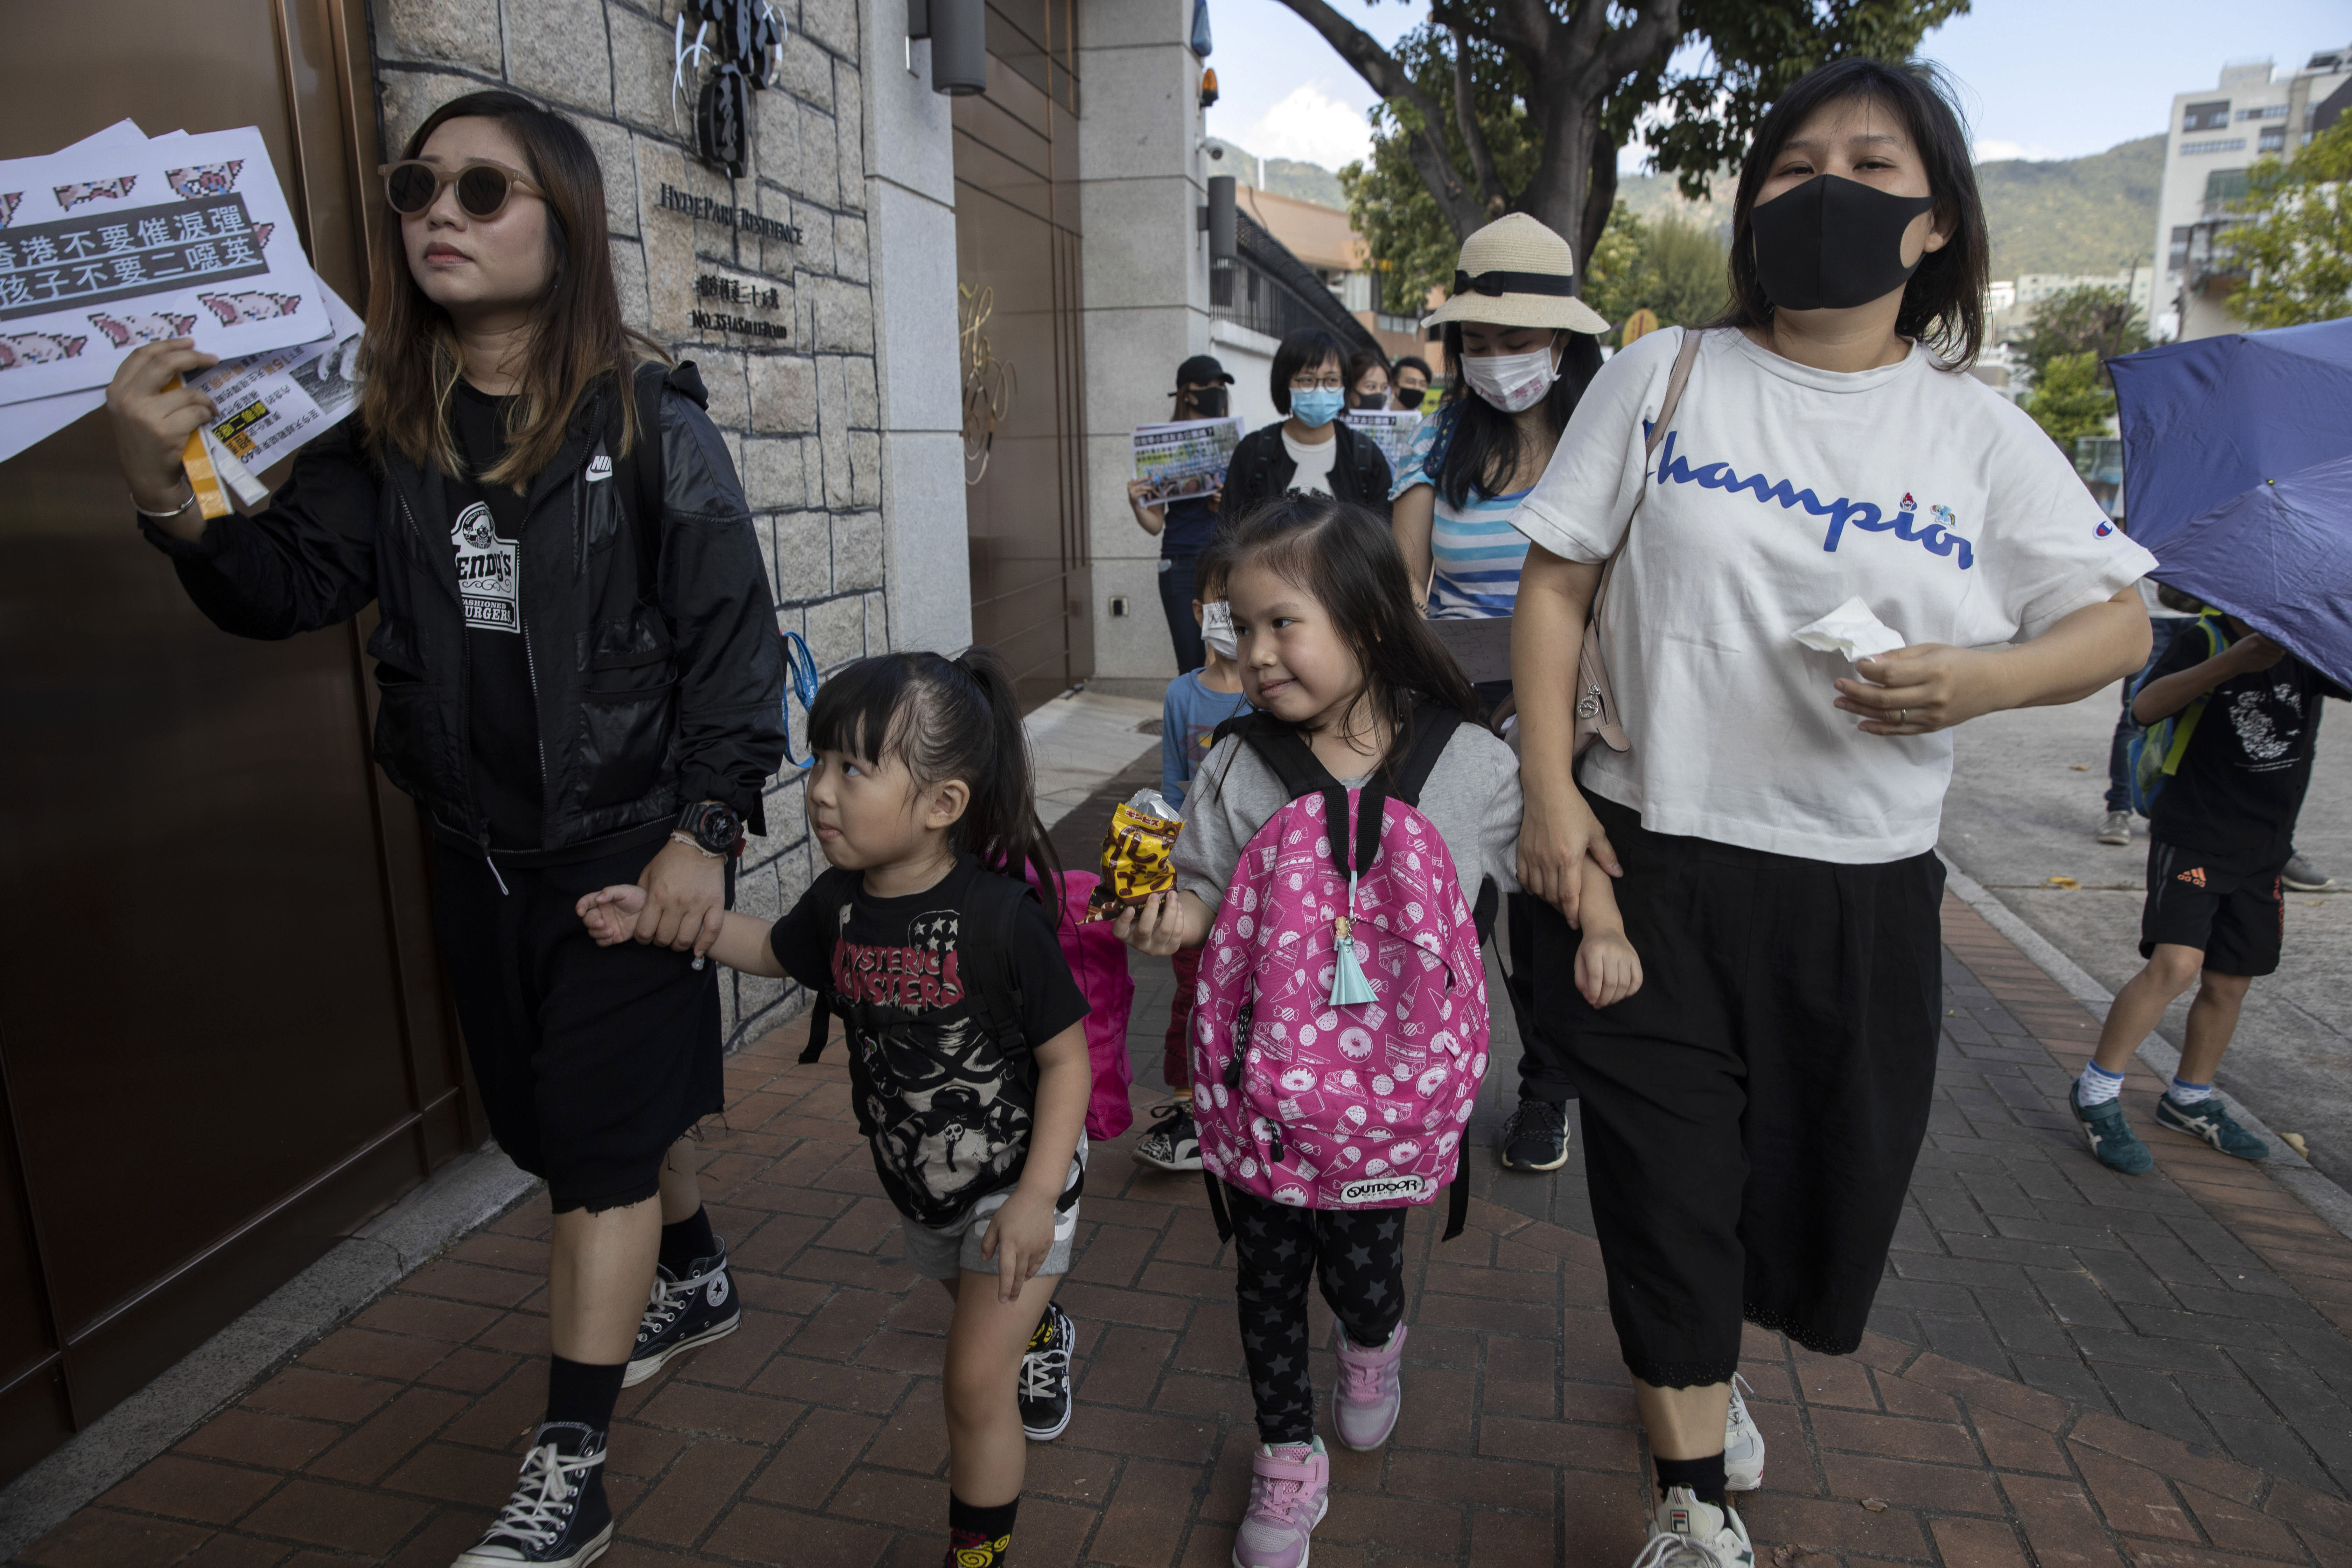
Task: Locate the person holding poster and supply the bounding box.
[104,91,785,1568]
[1125,353,1236,672]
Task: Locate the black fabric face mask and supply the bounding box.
[1749,173,1939,312]
[1394,386,1426,411]
[1351,391,1388,410]
[1183,387,1229,418]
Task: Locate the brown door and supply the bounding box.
[0,0,468,1487]
[954,0,1091,709]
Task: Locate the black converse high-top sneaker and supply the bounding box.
[454,1422,613,1567]
[623,1244,741,1388]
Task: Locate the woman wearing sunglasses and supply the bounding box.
[103,90,785,1568]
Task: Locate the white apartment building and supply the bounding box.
[2154,47,2352,339]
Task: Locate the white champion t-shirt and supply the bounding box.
[1514,326,2158,864]
[1281,427,1339,496]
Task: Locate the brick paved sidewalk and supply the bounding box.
[23,893,2352,1568]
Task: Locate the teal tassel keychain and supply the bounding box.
[1328,869,1376,1007]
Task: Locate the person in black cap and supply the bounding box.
[1126,353,1236,672]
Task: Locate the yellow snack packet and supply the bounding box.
[1083,789,1184,921]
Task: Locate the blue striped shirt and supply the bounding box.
[1390,409,1531,620]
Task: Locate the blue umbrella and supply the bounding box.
[2140,452,2352,693]
[2110,316,2352,551]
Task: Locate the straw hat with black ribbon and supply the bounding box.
[1423,212,1611,335]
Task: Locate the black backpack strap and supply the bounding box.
[955,866,1034,1053]
[1388,701,1462,808]
[1204,1172,1234,1243]
[796,867,860,1064]
[1444,1142,1469,1241]
[610,359,707,601]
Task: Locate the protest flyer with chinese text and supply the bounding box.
[1131,416,1242,503]
[188,283,363,479]
[1342,408,1419,475]
[0,126,326,403]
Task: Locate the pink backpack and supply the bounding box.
[1028,867,1139,1141]
[1190,708,1493,1240]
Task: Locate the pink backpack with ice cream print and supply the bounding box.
[1190,705,1493,1241]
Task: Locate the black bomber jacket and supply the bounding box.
[141,364,789,854]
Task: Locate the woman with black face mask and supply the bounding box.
[1127,353,1236,671]
[1506,59,2157,1567]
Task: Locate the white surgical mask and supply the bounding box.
[1200,599,1237,659]
[1461,342,1562,413]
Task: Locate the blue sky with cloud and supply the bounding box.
[1203,0,2352,174]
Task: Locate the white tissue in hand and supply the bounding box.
[1793,596,1906,662]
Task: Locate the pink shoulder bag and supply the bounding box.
[1573,327,1702,758]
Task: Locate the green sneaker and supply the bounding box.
[2155,1093,2268,1160]
[2070,1083,2154,1175]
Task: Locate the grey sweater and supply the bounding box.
[1174,722,1523,913]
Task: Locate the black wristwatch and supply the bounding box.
[674,800,743,858]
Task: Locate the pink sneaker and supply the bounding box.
[1232,1438,1329,1568]
[1331,1323,1406,1451]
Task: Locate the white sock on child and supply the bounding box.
[2168,1077,2214,1105]
[2077,1061,2126,1107]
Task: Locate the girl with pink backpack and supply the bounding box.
[1115,499,1624,1568]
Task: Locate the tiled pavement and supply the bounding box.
[23,894,2352,1567]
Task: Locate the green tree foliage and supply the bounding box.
[1287,0,1966,281]
[1579,203,1731,334]
[2221,117,2352,329]
[2017,285,2149,388]
[2024,352,2114,447]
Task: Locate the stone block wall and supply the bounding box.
[373,0,892,1045]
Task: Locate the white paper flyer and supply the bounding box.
[187,282,364,480]
[0,125,328,404]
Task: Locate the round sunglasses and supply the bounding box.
[379,159,548,220]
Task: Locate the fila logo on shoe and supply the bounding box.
[587,455,614,482]
[1669,1505,1692,1533]
[708,1273,730,1306]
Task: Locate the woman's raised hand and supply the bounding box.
[1517,779,1619,930]
[1839,643,2004,735]
[105,339,220,535]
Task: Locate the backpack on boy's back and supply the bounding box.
[1189,704,1495,1242]
[2127,611,2228,818]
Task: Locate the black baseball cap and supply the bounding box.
[1174,354,1234,389]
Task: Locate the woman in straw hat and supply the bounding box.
[1391,211,1609,1182]
[1505,58,2155,1568]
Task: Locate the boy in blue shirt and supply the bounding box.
[1134,538,1248,1173]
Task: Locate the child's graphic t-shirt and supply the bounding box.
[769,856,1089,1227]
[1161,669,1252,807]
[2145,628,2349,867]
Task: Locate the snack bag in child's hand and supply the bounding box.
[1082,789,1184,922]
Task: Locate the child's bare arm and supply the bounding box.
[980,1021,1092,1300]
[1574,857,1644,1008]
[1111,888,1212,955]
[576,888,785,977]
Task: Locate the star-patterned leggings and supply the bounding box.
[1224,1184,1409,1445]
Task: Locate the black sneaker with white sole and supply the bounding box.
[1019,1300,1076,1441]
[1497,1097,1569,1171]
[453,1422,613,1568]
[1132,1102,1202,1171]
[623,1246,741,1388]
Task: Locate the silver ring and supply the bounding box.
[1897,708,1909,724]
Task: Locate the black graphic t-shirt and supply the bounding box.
[2147,622,2349,867]
[769,856,1089,1226]
[447,382,542,850]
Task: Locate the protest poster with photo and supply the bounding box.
[1132,416,1243,503]
[0,125,328,404]
[1343,408,1421,474]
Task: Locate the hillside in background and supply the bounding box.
[1207,139,1345,208]
[1975,134,2164,274]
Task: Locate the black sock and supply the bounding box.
[1655,1452,1729,1508]
[545,1355,627,1435]
[659,1205,716,1275]
[948,1493,1018,1563]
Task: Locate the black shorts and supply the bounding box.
[432,836,725,1213]
[1537,793,1945,1387]
[2140,842,2285,977]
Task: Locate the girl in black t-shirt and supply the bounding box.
[582,647,1092,1568]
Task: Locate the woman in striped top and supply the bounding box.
[1392,214,1607,628]
[1389,212,1610,1181]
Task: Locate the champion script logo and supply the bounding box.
[1654,430,1976,569]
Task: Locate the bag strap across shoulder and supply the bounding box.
[796,866,863,1064]
[1588,327,1704,660]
